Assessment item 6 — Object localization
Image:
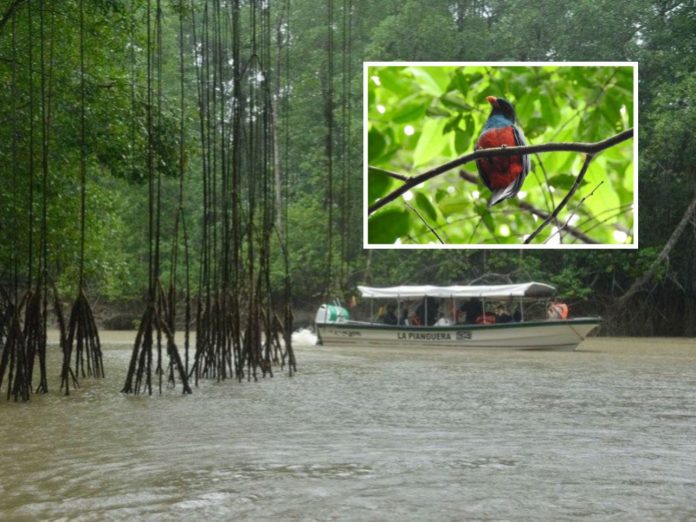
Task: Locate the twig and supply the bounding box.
[404,202,444,244]
[368,166,410,182]
[574,203,633,233]
[579,206,633,236]
[545,181,604,244]
[368,128,633,215]
[532,153,555,211]
[524,154,595,243]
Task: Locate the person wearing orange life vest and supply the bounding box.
[547,299,569,320]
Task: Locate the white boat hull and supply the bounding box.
[316,318,600,351]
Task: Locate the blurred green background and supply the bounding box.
[367,65,634,245]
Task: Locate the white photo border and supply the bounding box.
[363,61,639,250]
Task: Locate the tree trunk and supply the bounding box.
[615,195,696,308]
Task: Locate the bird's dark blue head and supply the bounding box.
[486,96,517,123]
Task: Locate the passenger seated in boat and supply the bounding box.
[415,297,439,326]
[460,299,483,324]
[435,313,452,326]
[383,305,398,325]
[512,306,522,322]
[547,300,569,320]
[495,305,512,323]
[398,308,409,326]
[476,312,496,324]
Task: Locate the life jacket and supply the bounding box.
[549,303,569,319]
[476,313,496,324]
[557,303,569,319]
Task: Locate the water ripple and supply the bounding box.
[1,337,695,519]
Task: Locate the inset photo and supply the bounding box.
[364,62,637,248]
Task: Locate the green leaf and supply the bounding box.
[368,167,397,204]
[426,105,451,118]
[407,66,450,96]
[434,188,448,203]
[548,173,589,191]
[413,118,446,167]
[376,66,409,96]
[414,192,437,222]
[482,210,495,236]
[405,68,440,96]
[454,129,469,155]
[368,127,386,163]
[454,115,475,154]
[368,208,410,244]
[441,91,470,110]
[443,115,461,134]
[540,96,557,127]
[438,193,468,215]
[392,100,427,123]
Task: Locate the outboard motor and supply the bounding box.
[314,303,350,346]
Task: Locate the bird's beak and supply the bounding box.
[486,96,498,107]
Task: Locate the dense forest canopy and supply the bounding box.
[0,0,695,335]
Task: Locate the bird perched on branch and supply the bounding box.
[475,96,530,206]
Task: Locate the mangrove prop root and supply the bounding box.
[122,286,191,395]
[191,293,236,383]
[61,287,104,395]
[0,302,31,402]
[23,289,48,394]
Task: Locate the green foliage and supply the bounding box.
[0,0,195,303]
[0,0,695,335]
[367,65,635,245]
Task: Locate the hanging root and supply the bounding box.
[60,286,104,395]
[52,284,77,394]
[122,283,191,396]
[23,288,48,394]
[0,299,31,402]
[284,304,296,376]
[191,292,236,383]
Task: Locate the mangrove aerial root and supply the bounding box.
[23,289,48,394]
[61,287,104,395]
[0,300,31,402]
[121,283,191,395]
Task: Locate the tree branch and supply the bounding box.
[368,128,633,215]
[524,154,594,244]
[368,166,410,182]
[457,169,599,244]
[614,195,696,308]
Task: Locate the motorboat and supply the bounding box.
[314,282,600,351]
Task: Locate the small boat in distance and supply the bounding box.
[315,282,600,351]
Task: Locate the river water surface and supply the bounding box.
[1,333,695,520]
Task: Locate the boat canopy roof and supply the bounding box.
[357,282,556,301]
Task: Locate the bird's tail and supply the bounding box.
[488,185,516,207]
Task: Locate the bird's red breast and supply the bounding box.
[476,127,525,189]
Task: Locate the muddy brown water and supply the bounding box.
[1,333,695,519]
